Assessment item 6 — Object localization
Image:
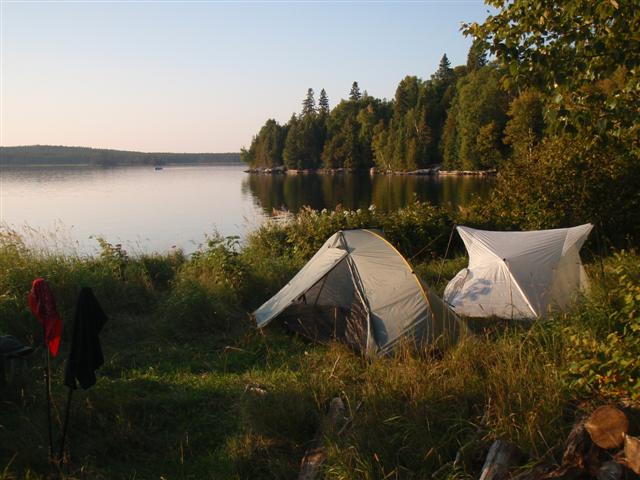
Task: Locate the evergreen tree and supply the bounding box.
[349,81,361,101]
[318,89,330,115]
[283,115,304,169]
[433,54,454,83]
[375,77,433,171]
[441,104,459,169]
[466,38,488,72]
[240,119,287,168]
[302,88,316,117]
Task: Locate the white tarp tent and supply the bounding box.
[254,229,465,356]
[443,224,593,319]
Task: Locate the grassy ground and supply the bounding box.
[1,207,638,479]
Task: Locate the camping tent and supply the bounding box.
[253,229,465,356]
[443,224,593,319]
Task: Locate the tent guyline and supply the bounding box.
[253,229,466,356]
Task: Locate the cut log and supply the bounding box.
[596,461,623,480]
[478,439,520,480]
[298,397,346,480]
[585,405,629,450]
[625,434,640,475]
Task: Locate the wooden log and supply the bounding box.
[561,421,592,470]
[298,397,346,480]
[556,418,608,477]
[509,464,553,480]
[585,405,629,450]
[540,465,584,480]
[625,434,640,475]
[478,439,520,480]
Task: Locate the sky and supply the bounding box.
[0,1,494,153]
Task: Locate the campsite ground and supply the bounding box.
[1,205,638,479]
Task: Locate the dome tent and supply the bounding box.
[253,229,465,356]
[443,224,593,319]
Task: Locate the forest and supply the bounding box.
[242,46,518,173]
[0,145,241,166]
[242,1,639,245]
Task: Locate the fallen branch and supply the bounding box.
[479,439,521,480]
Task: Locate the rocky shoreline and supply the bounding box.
[243,165,497,176]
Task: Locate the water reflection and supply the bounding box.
[242,173,494,213]
[2,165,494,254]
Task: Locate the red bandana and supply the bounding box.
[28,278,62,357]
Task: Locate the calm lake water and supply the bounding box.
[1,164,494,254]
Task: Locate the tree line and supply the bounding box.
[241,43,543,172]
[0,145,241,167]
[243,0,639,245]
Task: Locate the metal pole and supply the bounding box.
[58,388,74,463]
[43,326,54,463]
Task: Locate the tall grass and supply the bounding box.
[0,208,637,479]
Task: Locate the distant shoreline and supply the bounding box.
[244,165,497,176]
[0,145,241,167]
[3,162,245,168]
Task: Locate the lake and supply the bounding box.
[1,164,494,254]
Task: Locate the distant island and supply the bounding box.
[0,145,241,167]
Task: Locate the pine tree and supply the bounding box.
[318,89,330,115]
[466,38,488,72]
[433,54,454,83]
[302,88,316,117]
[349,81,361,101]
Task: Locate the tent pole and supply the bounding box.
[595,221,608,304]
[58,388,73,463]
[345,256,374,356]
[436,223,457,287]
[42,326,54,464]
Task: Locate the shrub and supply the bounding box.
[482,136,640,245]
[566,250,640,401]
[162,235,248,335]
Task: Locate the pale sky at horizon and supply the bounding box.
[1,1,493,153]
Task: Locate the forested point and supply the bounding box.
[241,51,515,173]
[242,0,639,245]
[0,145,241,166]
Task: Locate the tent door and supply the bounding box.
[278,257,370,354]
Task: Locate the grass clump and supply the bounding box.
[1,208,638,479]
